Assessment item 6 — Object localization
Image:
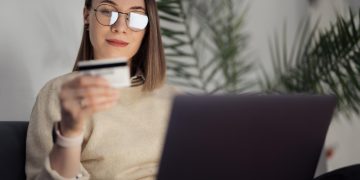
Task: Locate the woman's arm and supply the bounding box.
[49,75,118,177]
[49,142,82,178]
[26,74,118,179]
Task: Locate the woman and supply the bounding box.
[26,0,180,179]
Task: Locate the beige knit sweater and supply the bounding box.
[25,72,181,180]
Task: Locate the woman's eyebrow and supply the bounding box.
[100,0,117,6]
[129,6,146,11]
[99,1,145,11]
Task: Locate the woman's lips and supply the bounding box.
[106,39,129,47]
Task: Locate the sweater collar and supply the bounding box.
[130,68,145,87]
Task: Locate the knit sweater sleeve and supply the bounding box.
[25,75,90,180]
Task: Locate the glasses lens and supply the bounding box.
[95,5,118,26]
[127,12,149,31]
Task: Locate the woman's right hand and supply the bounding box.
[58,74,119,137]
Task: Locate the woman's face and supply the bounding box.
[84,0,147,61]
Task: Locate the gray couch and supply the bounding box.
[0,121,27,180]
[0,121,358,180]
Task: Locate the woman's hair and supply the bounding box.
[73,0,166,92]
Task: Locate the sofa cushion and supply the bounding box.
[0,121,28,180]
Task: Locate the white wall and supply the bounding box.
[244,0,308,70]
[0,0,84,121]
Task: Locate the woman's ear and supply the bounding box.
[83,7,90,25]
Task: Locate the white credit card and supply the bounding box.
[77,59,131,88]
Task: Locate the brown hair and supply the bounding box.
[73,0,166,92]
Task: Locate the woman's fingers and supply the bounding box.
[61,89,119,117]
[59,74,119,133]
[60,86,119,100]
[60,74,119,101]
[64,75,110,89]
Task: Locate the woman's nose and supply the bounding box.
[111,14,128,33]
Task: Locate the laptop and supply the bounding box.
[157,94,336,180]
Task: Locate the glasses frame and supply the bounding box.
[92,4,148,32]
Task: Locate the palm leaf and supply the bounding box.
[261,9,360,114]
[157,0,254,94]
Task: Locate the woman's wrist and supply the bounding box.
[53,122,84,148]
[59,121,84,138]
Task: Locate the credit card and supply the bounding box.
[77,59,131,88]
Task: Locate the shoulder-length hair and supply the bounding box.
[73,0,166,92]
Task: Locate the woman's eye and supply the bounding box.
[100,9,112,17]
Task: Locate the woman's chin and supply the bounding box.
[96,53,131,61]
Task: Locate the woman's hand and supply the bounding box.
[59,74,119,137]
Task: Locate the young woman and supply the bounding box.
[26,0,180,179]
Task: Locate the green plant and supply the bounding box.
[261,9,360,114]
[158,1,360,115]
[157,0,253,94]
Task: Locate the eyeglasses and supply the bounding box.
[93,4,149,31]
